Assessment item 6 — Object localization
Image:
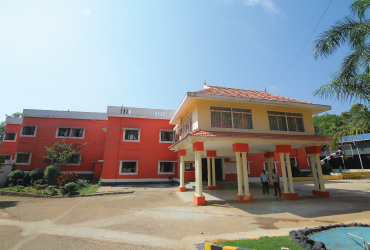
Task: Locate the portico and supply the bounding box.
[170,129,330,205]
[169,84,331,205]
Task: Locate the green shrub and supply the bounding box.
[291,166,301,177]
[29,168,44,184]
[34,179,46,185]
[57,172,78,188]
[15,185,25,192]
[47,185,58,195]
[23,173,31,186]
[60,182,77,195]
[44,165,60,185]
[76,179,89,189]
[321,163,332,175]
[7,170,25,186]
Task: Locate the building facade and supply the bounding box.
[0,85,331,205]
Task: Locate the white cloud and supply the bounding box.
[240,0,282,15]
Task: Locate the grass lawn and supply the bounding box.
[218,236,303,250]
[0,180,101,196]
[76,180,100,195]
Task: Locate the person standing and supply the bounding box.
[272,169,281,197]
[260,169,269,194]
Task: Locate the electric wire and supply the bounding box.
[274,0,333,87]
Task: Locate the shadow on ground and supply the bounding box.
[0,201,18,209]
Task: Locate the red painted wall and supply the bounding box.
[12,117,107,172]
[101,116,177,180]
[0,123,22,161]
[180,149,311,181]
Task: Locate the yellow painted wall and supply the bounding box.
[178,100,199,138]
[195,99,316,135]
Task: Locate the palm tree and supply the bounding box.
[313,0,370,103]
[313,0,370,148]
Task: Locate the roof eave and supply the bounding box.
[189,92,331,114]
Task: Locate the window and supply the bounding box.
[158,161,175,174]
[21,126,37,136]
[290,157,297,167]
[119,161,138,174]
[182,115,192,137]
[57,127,84,138]
[185,162,195,172]
[263,161,277,172]
[0,155,11,165]
[4,132,16,141]
[210,106,253,129]
[123,129,140,141]
[67,154,81,165]
[268,111,304,132]
[15,153,31,164]
[160,130,174,143]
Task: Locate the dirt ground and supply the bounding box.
[1,180,370,250]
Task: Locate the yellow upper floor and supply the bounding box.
[170,85,331,138]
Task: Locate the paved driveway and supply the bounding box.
[1,179,370,250]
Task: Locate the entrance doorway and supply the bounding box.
[201,158,223,181]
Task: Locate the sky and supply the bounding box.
[0,0,359,119]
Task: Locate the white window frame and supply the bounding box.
[4,155,12,165]
[159,130,175,143]
[119,160,138,175]
[20,125,37,137]
[56,127,85,139]
[65,154,81,165]
[263,161,278,173]
[122,128,141,142]
[182,114,192,137]
[15,153,32,165]
[3,132,17,142]
[158,161,176,174]
[247,161,251,174]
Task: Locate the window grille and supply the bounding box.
[182,115,192,136]
[15,153,30,164]
[267,111,304,132]
[121,161,137,173]
[210,106,253,129]
[21,126,36,136]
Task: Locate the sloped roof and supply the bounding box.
[196,85,313,104]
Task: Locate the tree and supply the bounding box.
[313,0,370,103]
[313,113,343,137]
[43,140,86,169]
[313,0,370,148]
[0,112,22,147]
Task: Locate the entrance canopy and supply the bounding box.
[170,129,330,156]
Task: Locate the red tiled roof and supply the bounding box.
[196,85,314,104]
[170,129,330,148]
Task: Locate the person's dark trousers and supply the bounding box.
[262,181,269,194]
[273,182,281,196]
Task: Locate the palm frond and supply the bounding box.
[313,17,370,59]
[350,0,370,19]
[313,72,370,103]
[326,107,370,149]
[339,43,370,79]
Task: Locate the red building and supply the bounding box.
[0,86,330,193]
